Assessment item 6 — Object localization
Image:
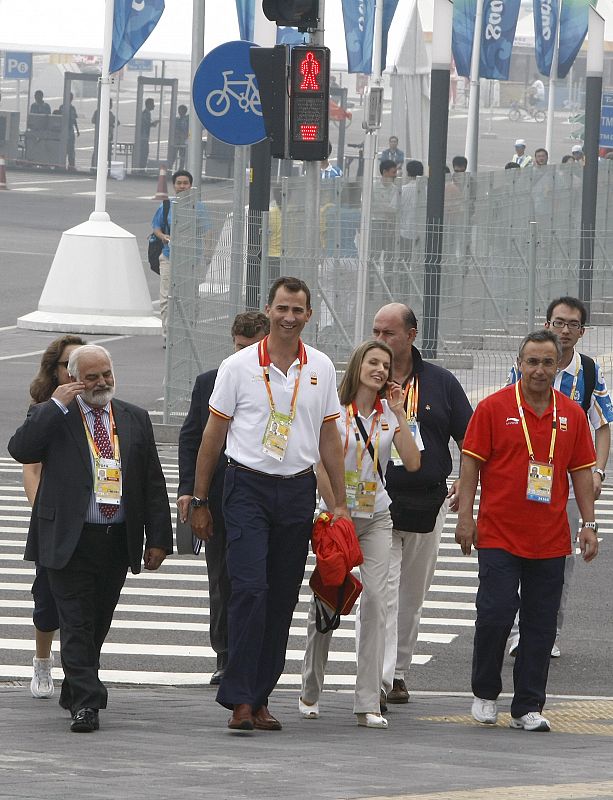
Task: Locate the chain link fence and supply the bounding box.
[163,161,613,440]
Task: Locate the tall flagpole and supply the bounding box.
[189,0,205,188]
[92,0,115,220]
[465,0,483,172]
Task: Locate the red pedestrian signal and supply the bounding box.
[289,45,330,160]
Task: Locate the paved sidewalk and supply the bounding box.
[3,683,613,800]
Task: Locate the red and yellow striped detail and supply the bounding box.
[323,412,341,423]
[209,406,232,421]
[569,461,597,472]
[462,448,487,462]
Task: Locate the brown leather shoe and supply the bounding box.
[228,703,254,731]
[253,705,282,731]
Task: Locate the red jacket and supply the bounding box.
[311,512,363,587]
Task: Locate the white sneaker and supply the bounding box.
[31,655,54,699]
[298,697,319,719]
[510,711,550,732]
[471,696,498,724]
[551,641,561,658]
[508,635,519,657]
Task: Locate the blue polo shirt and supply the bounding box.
[385,346,473,493]
[152,196,211,259]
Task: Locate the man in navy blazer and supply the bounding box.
[177,312,268,685]
[9,345,172,732]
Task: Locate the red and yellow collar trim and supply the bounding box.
[258,335,308,367]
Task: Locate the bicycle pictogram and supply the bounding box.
[205,71,263,117]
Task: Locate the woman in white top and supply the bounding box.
[300,340,421,728]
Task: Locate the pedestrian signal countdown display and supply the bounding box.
[289,45,330,161]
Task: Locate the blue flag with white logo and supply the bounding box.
[235,0,255,42]
[557,0,588,79]
[110,0,165,74]
[479,0,521,80]
[534,0,558,76]
[452,0,477,78]
[341,0,399,74]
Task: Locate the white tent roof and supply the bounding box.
[0,0,426,68]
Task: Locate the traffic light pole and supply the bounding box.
[303,0,325,318]
[246,138,273,310]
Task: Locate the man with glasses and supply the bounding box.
[506,297,613,657]
[457,330,598,732]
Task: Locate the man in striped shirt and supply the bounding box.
[506,296,613,657]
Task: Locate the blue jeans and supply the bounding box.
[472,547,565,718]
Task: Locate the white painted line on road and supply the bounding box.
[10,178,92,185]
[0,334,133,362]
[0,250,56,257]
[0,325,17,331]
[12,187,48,192]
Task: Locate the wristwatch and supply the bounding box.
[594,468,606,482]
[582,521,598,532]
[190,496,208,508]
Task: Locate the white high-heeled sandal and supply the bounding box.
[356,712,388,729]
[298,697,319,719]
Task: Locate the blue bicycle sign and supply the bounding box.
[193,40,267,147]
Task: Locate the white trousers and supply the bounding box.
[301,510,392,714]
[381,499,449,694]
[159,253,170,339]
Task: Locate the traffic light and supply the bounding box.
[250,45,288,159]
[262,0,319,30]
[288,45,330,161]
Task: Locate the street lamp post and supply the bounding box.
[579,5,605,313]
[422,0,453,359]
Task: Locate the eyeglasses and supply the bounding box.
[549,319,583,330]
[57,361,69,368]
[521,358,557,368]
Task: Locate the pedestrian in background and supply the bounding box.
[23,334,86,700]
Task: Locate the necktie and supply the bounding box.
[92,408,117,520]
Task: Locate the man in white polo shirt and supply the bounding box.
[191,276,348,733]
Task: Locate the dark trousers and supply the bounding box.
[47,525,129,714]
[472,548,565,718]
[32,565,59,632]
[216,464,316,711]
[207,488,231,669]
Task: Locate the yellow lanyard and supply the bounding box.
[259,337,304,422]
[402,376,419,421]
[345,404,380,475]
[79,405,120,461]
[515,382,557,463]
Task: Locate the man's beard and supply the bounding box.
[81,385,115,407]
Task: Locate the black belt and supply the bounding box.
[228,458,314,480]
[82,522,126,534]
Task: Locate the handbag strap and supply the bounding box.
[314,584,345,634]
[162,198,171,235]
[353,413,385,485]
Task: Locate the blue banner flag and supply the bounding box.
[110,0,165,74]
[341,0,399,74]
[479,0,521,80]
[235,0,255,42]
[452,0,477,78]
[557,0,588,79]
[533,0,558,76]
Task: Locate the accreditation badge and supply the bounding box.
[94,457,122,506]
[526,461,554,504]
[262,411,292,462]
[391,419,424,465]
[354,480,377,518]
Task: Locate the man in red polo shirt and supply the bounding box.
[455,330,599,732]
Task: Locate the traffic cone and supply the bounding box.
[0,156,7,190]
[153,164,168,200]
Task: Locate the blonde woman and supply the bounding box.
[300,340,421,728]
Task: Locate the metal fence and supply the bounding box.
[163,161,613,432]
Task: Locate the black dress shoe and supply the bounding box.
[70,708,99,733]
[210,669,225,686]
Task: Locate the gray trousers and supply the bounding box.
[301,510,392,714]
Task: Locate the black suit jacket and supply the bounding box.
[8,398,173,573]
[178,369,227,500]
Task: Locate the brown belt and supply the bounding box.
[228,458,314,480]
